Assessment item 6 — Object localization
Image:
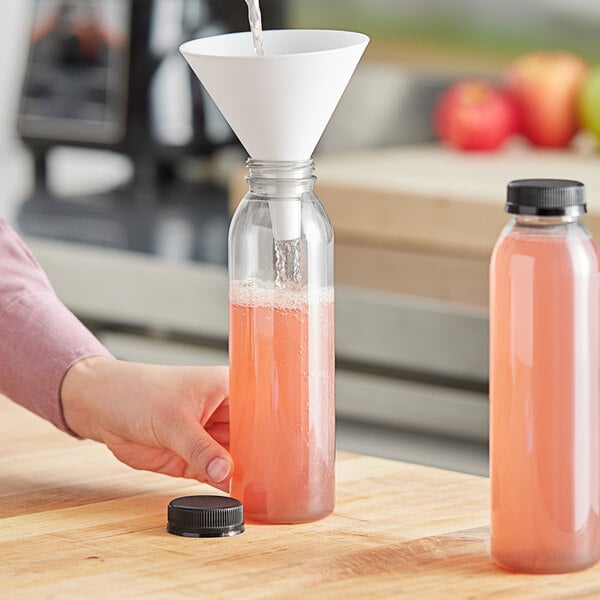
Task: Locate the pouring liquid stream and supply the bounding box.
[274,239,303,289]
[245,0,265,56]
[243,1,304,288]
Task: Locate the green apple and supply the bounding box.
[579,66,600,143]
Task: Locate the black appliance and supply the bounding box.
[17,0,286,263]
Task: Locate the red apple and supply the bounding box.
[434,81,518,151]
[506,51,589,147]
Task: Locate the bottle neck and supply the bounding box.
[246,159,315,198]
[513,214,580,227]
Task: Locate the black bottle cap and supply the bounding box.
[167,495,244,538]
[506,179,586,216]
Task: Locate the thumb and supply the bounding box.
[169,418,233,489]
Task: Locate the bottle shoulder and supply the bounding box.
[229,191,333,243]
[494,219,594,247]
[491,219,599,272]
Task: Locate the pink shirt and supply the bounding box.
[0,219,112,434]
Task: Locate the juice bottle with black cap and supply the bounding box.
[490,179,600,573]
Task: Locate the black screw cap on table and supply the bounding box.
[167,495,244,538]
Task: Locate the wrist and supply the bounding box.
[61,355,115,441]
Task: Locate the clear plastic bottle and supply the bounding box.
[228,159,335,524]
[490,179,600,573]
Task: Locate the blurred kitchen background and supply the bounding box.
[1,0,600,476]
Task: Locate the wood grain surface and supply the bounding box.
[1,394,599,598]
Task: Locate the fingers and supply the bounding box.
[206,422,229,449]
[167,415,234,486]
[206,456,232,483]
[206,400,229,425]
[173,367,232,485]
[66,359,235,489]
[192,366,229,420]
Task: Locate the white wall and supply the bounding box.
[0,3,33,222]
[0,1,33,151]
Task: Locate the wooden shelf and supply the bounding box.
[231,142,600,307]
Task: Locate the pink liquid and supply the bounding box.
[490,225,600,572]
[229,284,335,523]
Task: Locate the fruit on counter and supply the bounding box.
[506,51,589,147]
[579,66,600,143]
[434,81,519,151]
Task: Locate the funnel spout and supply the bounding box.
[180,29,369,161]
[246,159,314,242]
[270,200,301,241]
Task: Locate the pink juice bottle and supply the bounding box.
[228,159,335,524]
[490,179,600,573]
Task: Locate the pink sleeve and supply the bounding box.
[0,219,112,435]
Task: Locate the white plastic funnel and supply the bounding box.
[181,29,368,240]
[179,29,369,161]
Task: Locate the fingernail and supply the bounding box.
[207,457,231,483]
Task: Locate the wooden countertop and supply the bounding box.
[2,396,599,598]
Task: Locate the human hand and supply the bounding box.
[61,357,232,492]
